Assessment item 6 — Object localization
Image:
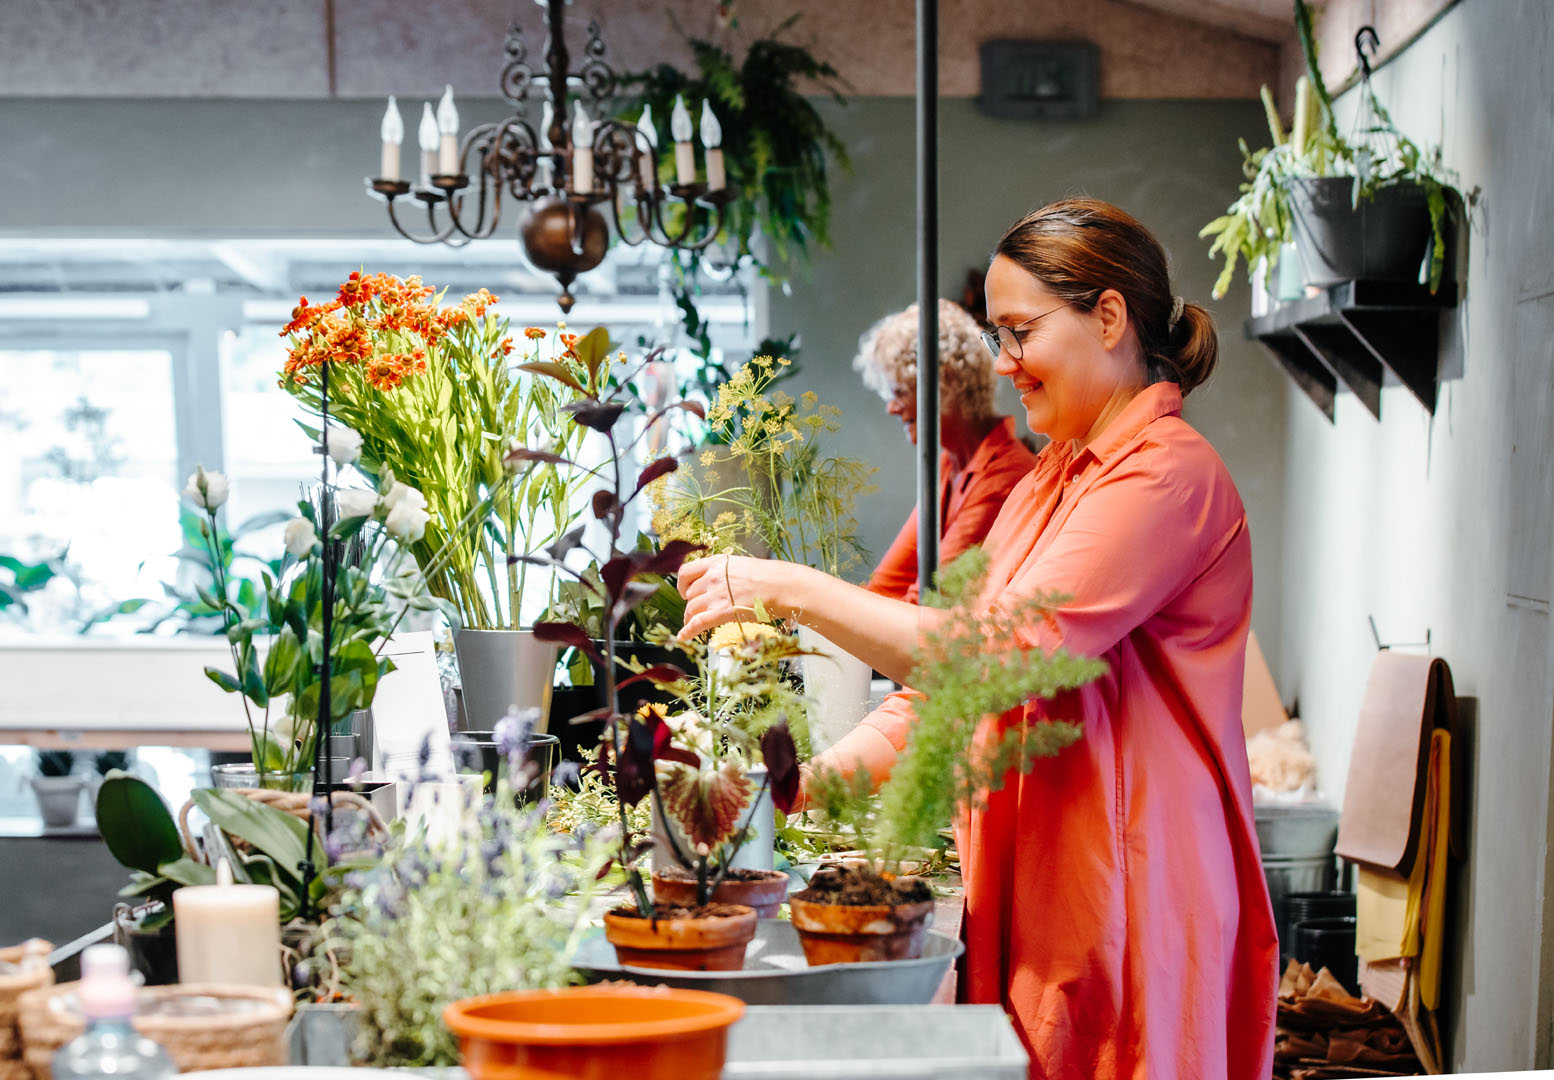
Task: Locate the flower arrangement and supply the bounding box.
[279,272,590,629]
[183,454,446,787]
[653,355,875,579]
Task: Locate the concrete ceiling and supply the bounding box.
[1123,0,1291,43]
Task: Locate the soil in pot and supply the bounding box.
[651,867,790,919]
[602,903,757,972]
[789,865,935,966]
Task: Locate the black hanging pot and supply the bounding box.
[1288,177,1443,288]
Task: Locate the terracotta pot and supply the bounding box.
[788,895,934,965]
[651,869,790,919]
[602,905,757,971]
[445,984,743,1080]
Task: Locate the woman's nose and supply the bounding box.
[993,350,1018,377]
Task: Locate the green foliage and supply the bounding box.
[653,356,876,579]
[0,552,60,617]
[620,21,847,401]
[34,749,75,778]
[95,772,183,875]
[809,548,1106,866]
[1201,0,1465,297]
[329,781,611,1066]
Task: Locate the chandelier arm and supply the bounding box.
[383,194,460,245]
[648,193,718,249]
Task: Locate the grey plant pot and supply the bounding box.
[30,775,86,828]
[453,628,558,734]
[1288,177,1445,288]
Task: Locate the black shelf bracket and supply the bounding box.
[1245,280,1458,422]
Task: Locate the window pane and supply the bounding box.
[221,326,319,529]
[0,349,180,635]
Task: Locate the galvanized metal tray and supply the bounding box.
[724,1005,1028,1078]
[571,919,963,1006]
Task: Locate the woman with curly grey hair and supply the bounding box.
[853,298,1035,602]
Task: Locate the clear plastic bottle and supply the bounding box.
[52,944,175,1080]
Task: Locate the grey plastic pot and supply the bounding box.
[1288,177,1445,288]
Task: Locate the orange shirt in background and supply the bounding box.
[832,383,1277,1079]
[865,416,1037,603]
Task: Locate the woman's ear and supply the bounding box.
[1093,288,1129,350]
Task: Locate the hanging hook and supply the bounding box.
[1354,25,1380,81]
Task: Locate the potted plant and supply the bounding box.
[1201,1,1465,299]
[279,273,592,732]
[29,750,86,829]
[793,549,1106,964]
[515,340,802,973]
[327,745,611,1067]
[619,15,849,411]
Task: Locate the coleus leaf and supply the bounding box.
[531,621,604,665]
[631,456,679,500]
[565,400,627,433]
[761,720,801,815]
[505,446,572,468]
[516,360,585,392]
[659,760,753,851]
[592,489,618,520]
[616,663,693,691]
[616,708,698,806]
[638,539,704,578]
[546,524,587,562]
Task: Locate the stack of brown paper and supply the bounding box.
[1334,651,1462,1073]
[1274,960,1424,1079]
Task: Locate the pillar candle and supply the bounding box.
[418,102,438,187]
[572,102,594,195]
[635,104,658,191]
[379,96,403,181]
[670,94,696,186]
[700,101,725,191]
[173,859,281,987]
[436,84,460,175]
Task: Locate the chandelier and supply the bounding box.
[367,0,733,312]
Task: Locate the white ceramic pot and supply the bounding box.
[797,626,874,754]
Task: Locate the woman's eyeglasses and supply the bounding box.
[979,304,1067,360]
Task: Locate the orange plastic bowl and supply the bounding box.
[443,984,745,1080]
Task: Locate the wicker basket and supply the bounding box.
[18,982,291,1080]
[1,940,53,1075]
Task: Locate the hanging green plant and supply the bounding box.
[619,17,849,401]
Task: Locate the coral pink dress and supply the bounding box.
[865,416,1038,604]
[829,383,1277,1079]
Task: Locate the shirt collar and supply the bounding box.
[1074,381,1182,467]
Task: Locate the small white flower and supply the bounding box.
[183,465,229,511]
[382,480,428,515]
[385,501,430,543]
[325,426,364,467]
[282,516,318,557]
[334,488,379,520]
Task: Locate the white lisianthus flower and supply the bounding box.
[267,694,296,746]
[385,500,430,543]
[182,465,229,511]
[325,426,364,467]
[334,488,379,520]
[282,516,318,557]
[382,480,428,515]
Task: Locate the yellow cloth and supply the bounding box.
[1354,729,1451,977]
[1419,728,1451,1009]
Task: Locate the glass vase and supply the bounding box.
[209,763,314,792]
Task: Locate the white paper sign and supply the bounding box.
[370,631,455,780]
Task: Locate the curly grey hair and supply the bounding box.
[852,299,996,423]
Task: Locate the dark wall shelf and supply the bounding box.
[1244,280,1459,421]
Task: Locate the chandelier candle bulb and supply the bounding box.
[700,100,725,191]
[670,94,696,186]
[379,95,403,181]
[418,102,438,186]
[537,100,555,188]
[171,858,281,987]
[636,103,658,190]
[436,84,460,175]
[572,101,594,195]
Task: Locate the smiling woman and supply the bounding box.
[675,198,1277,1080]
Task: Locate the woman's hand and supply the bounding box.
[677,554,802,640]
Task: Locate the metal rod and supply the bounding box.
[915,0,940,594]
